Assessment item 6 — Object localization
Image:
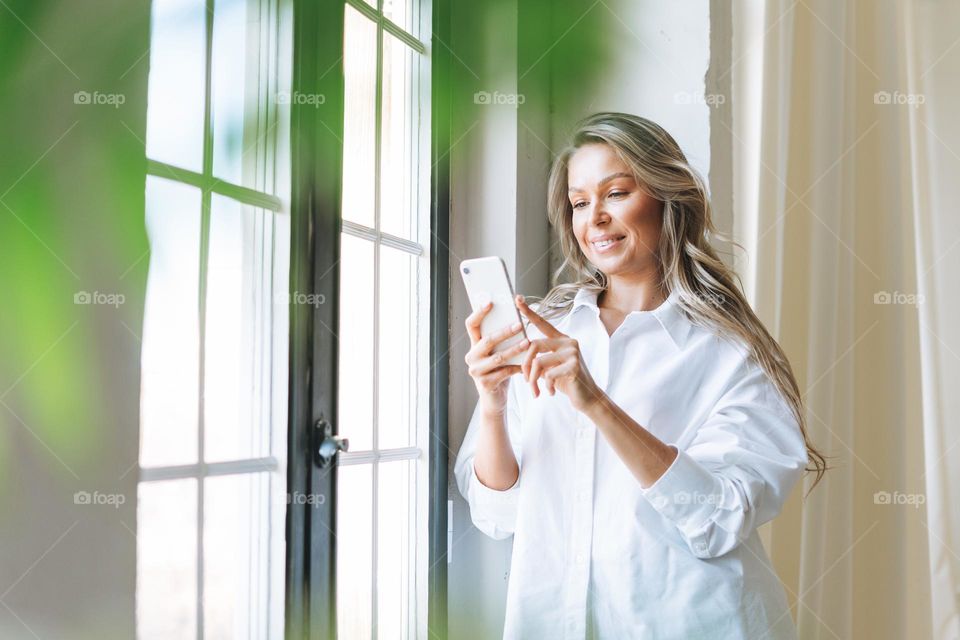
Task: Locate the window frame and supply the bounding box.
[284,0,450,637]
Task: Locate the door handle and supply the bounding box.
[314,416,349,469]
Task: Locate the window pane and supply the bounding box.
[146,0,206,171]
[383,0,417,40]
[204,195,276,462]
[210,0,250,186]
[380,33,417,241]
[337,464,373,640]
[378,245,416,449]
[141,177,201,467]
[211,0,289,192]
[338,234,375,451]
[136,479,198,639]
[342,5,377,229]
[204,473,284,639]
[377,459,414,638]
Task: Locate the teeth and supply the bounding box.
[593,237,622,248]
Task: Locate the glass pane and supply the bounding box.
[210,0,250,186]
[342,5,377,229]
[141,177,201,467]
[146,0,206,171]
[377,459,414,638]
[204,473,284,639]
[136,479,198,639]
[380,33,417,241]
[211,0,288,192]
[338,234,375,451]
[204,195,271,462]
[378,245,416,449]
[383,0,417,41]
[337,464,373,640]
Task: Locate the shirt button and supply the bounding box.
[576,429,587,438]
[576,554,585,564]
[694,542,708,553]
[652,496,668,509]
[577,491,587,501]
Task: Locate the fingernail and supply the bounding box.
[520,339,529,348]
[511,322,521,330]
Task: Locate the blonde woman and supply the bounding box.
[454,112,827,640]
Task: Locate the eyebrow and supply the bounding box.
[568,172,634,193]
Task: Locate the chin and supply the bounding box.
[594,254,650,276]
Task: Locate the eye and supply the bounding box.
[608,190,628,199]
[572,201,588,210]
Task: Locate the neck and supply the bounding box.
[599,273,666,314]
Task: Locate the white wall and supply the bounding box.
[447,2,713,637]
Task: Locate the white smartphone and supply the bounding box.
[460,256,529,366]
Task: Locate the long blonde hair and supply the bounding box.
[533,112,828,493]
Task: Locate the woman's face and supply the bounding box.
[567,142,663,279]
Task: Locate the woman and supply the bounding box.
[454,112,827,639]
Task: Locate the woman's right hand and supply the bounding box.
[464,302,529,416]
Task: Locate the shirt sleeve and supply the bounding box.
[639,360,809,559]
[453,374,524,541]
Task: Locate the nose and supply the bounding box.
[587,199,609,226]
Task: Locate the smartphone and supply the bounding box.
[460,256,529,366]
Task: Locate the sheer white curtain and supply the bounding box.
[903,2,960,638]
[732,0,960,637]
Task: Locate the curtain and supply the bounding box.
[733,0,960,637]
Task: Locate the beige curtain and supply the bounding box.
[732,0,960,637]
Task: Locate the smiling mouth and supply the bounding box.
[592,236,626,252]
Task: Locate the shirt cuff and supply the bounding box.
[639,445,723,532]
[469,462,520,512]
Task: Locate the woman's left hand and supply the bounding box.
[515,295,602,413]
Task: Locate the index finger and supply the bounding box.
[515,295,563,338]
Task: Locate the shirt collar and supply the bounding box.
[571,287,692,350]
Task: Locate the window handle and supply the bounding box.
[314,416,349,469]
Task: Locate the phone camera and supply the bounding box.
[462,267,470,274]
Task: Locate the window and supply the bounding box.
[137,0,292,637]
[334,1,433,638]
[137,0,439,636]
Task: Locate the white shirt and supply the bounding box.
[454,287,808,640]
